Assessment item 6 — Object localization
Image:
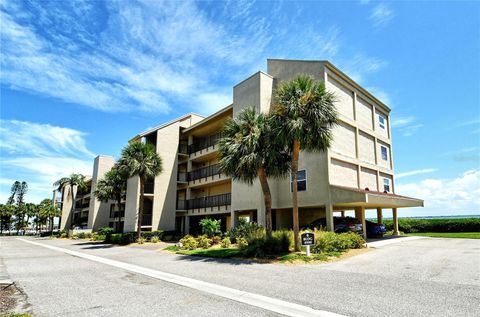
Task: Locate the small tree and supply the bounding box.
[38,199,61,233]
[0,204,15,234]
[54,174,87,230]
[199,218,221,237]
[271,75,338,251]
[118,141,162,240]
[93,166,128,232]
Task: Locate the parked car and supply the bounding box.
[301,217,363,235]
[366,220,387,238]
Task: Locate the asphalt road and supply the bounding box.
[1,236,479,317]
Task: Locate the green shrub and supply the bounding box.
[212,235,222,245]
[137,237,146,244]
[179,235,198,250]
[116,232,136,245]
[75,232,86,239]
[199,218,221,237]
[197,235,212,249]
[151,236,160,243]
[228,219,264,241]
[98,227,114,235]
[220,237,231,248]
[162,230,181,242]
[141,230,164,241]
[241,230,291,258]
[91,233,106,241]
[109,233,122,244]
[236,237,248,249]
[311,231,365,254]
[383,218,480,233]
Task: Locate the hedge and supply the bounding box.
[383,218,480,233]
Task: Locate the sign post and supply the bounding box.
[301,232,314,257]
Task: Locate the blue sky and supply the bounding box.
[1,0,479,217]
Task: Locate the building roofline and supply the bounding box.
[182,104,233,133]
[233,71,273,88]
[267,58,391,112]
[130,113,205,142]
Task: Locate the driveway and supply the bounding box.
[0,236,479,316]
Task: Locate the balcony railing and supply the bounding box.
[142,214,152,226]
[109,210,125,218]
[187,193,231,210]
[188,133,222,154]
[177,172,188,182]
[188,164,220,182]
[178,143,188,155]
[176,200,187,210]
[144,182,154,194]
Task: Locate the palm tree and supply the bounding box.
[218,107,291,235]
[38,199,60,233]
[93,166,128,232]
[22,203,38,235]
[118,141,162,240]
[53,174,87,230]
[271,75,338,251]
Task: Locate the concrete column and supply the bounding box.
[231,210,239,229]
[184,215,190,235]
[326,204,334,232]
[392,208,399,236]
[341,210,345,218]
[376,208,383,224]
[355,206,367,240]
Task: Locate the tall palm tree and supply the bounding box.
[93,166,128,232]
[271,75,338,251]
[218,107,291,235]
[118,141,162,239]
[53,174,87,230]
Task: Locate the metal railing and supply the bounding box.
[176,200,187,210]
[109,210,125,218]
[178,143,188,155]
[187,193,231,210]
[187,164,220,182]
[188,133,222,154]
[144,183,154,194]
[177,172,188,182]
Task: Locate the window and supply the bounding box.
[290,170,307,192]
[378,114,386,129]
[381,145,388,161]
[383,178,390,192]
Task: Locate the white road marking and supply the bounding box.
[367,236,425,248]
[17,238,346,317]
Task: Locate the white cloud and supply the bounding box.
[396,168,437,179]
[0,120,94,204]
[391,116,423,136]
[365,86,392,107]
[196,92,232,115]
[342,54,388,83]
[396,170,480,216]
[369,3,394,28]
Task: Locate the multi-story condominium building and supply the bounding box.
[57,155,117,232]
[118,59,423,239]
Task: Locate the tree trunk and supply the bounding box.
[69,187,75,231]
[292,139,301,252]
[23,215,30,235]
[50,216,54,232]
[258,167,273,236]
[116,195,122,233]
[137,177,145,240]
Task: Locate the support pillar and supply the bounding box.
[231,210,239,229]
[326,204,334,232]
[392,208,399,236]
[341,210,345,218]
[184,216,190,235]
[355,206,367,240]
[376,208,383,224]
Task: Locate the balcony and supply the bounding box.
[187,193,231,210]
[176,200,187,210]
[178,143,189,155]
[188,164,220,182]
[177,172,188,182]
[144,182,154,194]
[109,210,125,218]
[142,214,152,226]
[188,133,222,154]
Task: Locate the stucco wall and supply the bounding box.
[330,121,356,159]
[358,131,376,164]
[375,109,390,139]
[356,97,374,130]
[377,140,391,169]
[360,167,378,191]
[88,155,115,230]
[326,75,355,121]
[329,158,358,188]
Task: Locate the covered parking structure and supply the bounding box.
[327,185,424,239]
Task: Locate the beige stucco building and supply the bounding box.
[57,155,116,232]
[120,59,423,239]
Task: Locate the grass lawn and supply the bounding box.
[406,232,480,239]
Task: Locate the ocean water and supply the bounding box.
[369,214,480,220]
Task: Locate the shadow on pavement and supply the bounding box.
[173,254,256,266]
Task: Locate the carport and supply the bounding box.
[326,185,424,239]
